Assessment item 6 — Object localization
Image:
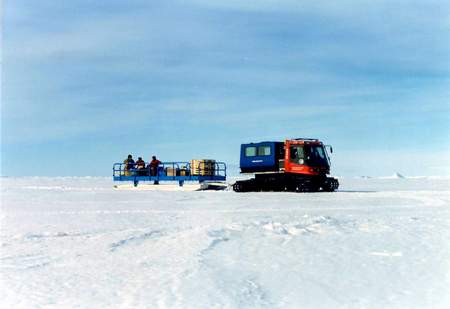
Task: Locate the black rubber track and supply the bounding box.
[233,176,339,193]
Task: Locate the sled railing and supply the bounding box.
[113,161,227,186]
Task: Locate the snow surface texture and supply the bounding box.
[1,177,450,308]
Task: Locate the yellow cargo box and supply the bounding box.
[179,169,189,176]
[190,159,216,176]
[166,167,177,176]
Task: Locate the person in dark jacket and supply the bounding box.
[148,155,162,184]
[123,154,135,176]
[135,157,146,176]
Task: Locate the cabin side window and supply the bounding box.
[245,146,257,157]
[257,146,271,156]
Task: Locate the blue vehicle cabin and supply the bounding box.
[240,142,285,173]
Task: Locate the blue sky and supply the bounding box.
[2,0,450,176]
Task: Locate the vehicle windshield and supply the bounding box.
[305,145,329,167]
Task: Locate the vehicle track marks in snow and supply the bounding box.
[201,229,231,256]
[1,253,54,270]
[198,227,274,307]
[110,230,163,252]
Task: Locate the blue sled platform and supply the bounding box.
[113,161,227,187]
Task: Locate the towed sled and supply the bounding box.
[113,160,227,191]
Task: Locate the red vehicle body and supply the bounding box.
[283,139,330,175]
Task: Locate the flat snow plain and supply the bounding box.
[1,176,450,308]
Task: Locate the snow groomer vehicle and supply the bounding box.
[113,159,227,190]
[233,138,339,192]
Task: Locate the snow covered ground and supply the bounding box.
[1,176,450,308]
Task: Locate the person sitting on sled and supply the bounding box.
[149,156,161,176]
[135,157,146,176]
[148,155,162,184]
[123,154,135,176]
